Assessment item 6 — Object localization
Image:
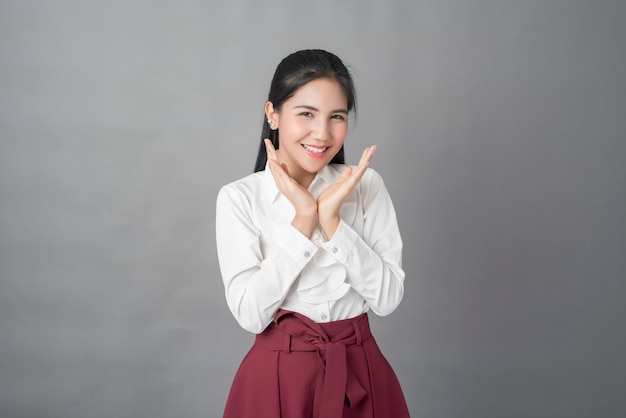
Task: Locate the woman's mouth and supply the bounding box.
[302,144,329,156]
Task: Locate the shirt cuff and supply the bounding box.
[322,219,358,264]
[277,224,320,264]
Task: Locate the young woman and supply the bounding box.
[216,49,410,418]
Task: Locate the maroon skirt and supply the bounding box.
[223,310,410,418]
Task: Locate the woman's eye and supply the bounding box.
[299,112,313,117]
[331,114,345,120]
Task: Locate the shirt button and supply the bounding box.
[321,313,328,321]
[332,247,338,254]
[304,251,311,258]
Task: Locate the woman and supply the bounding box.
[216,49,410,417]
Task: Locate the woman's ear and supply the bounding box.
[265,101,278,130]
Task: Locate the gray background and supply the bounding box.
[1,1,625,417]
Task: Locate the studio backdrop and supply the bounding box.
[1,1,625,417]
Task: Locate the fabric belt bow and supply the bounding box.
[255,311,371,418]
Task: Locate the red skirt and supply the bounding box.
[223,310,410,418]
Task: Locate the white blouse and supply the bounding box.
[215,164,405,334]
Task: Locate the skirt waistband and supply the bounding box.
[255,310,372,353]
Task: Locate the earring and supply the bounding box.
[268,119,275,129]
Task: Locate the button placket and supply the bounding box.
[320,304,331,322]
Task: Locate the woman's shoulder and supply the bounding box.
[217,171,265,202]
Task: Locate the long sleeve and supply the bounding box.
[321,169,405,316]
[216,183,319,334]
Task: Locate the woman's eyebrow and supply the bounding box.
[292,105,349,114]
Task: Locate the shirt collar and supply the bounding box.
[260,163,341,204]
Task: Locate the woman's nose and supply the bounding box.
[311,119,329,141]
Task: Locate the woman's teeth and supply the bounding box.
[302,144,327,154]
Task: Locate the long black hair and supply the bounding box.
[254,49,357,172]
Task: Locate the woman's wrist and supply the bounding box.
[291,211,317,239]
[319,215,340,240]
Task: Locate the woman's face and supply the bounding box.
[268,78,349,188]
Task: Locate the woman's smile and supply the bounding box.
[302,144,329,157]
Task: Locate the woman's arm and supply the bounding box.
[216,184,318,333]
[322,168,405,316]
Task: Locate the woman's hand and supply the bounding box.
[264,139,317,238]
[317,145,377,239]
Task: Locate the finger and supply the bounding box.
[352,145,376,178]
[264,138,278,162]
[265,138,277,162]
[267,158,281,179]
[338,166,353,182]
[358,145,377,167]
